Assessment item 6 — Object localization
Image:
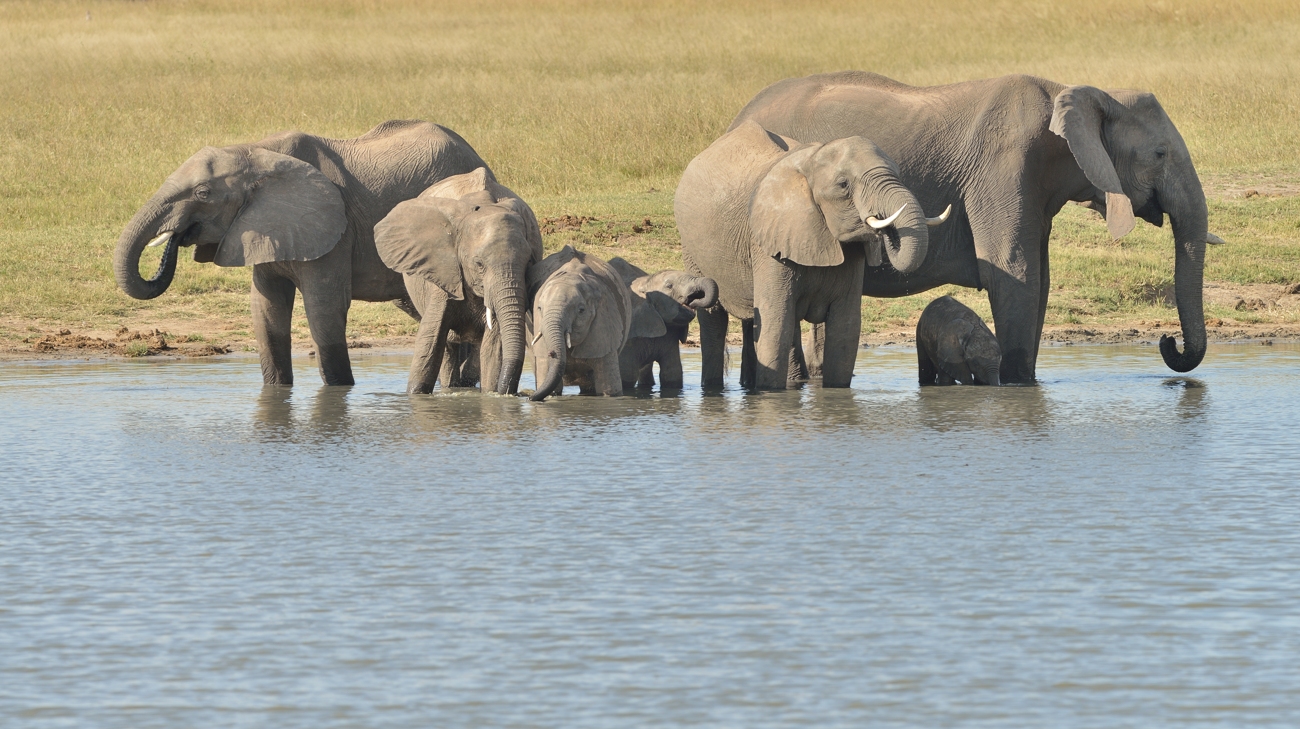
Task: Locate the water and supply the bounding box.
[2,343,1298,728]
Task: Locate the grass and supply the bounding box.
[1,0,1298,344]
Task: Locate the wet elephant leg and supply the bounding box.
[637,363,656,389]
[973,202,1044,384]
[251,267,296,385]
[788,335,810,382]
[299,282,354,386]
[752,256,797,389]
[820,291,862,388]
[697,304,729,389]
[807,323,826,378]
[740,319,757,389]
[591,351,624,396]
[406,286,450,394]
[1033,221,1052,367]
[657,340,684,390]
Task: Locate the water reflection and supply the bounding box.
[1164,377,1209,421]
[914,383,1052,435]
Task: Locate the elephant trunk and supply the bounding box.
[114,196,182,300]
[688,276,719,309]
[1159,169,1209,373]
[981,366,1002,387]
[860,183,929,274]
[530,309,569,401]
[490,278,528,395]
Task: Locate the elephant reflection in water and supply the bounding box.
[253,385,355,439]
[1164,378,1208,422]
[915,383,1052,436]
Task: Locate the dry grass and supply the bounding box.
[1,0,1298,344]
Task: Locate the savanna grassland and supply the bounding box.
[2,0,1299,356]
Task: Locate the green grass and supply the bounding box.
[1,0,1298,341]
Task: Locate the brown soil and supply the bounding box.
[1200,171,1300,200]
[4,282,1297,361]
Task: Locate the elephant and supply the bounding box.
[731,72,1225,383]
[372,167,543,395]
[527,246,632,401]
[675,121,949,390]
[607,258,719,391]
[916,295,1001,386]
[114,120,487,386]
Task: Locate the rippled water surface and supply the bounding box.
[2,343,1299,727]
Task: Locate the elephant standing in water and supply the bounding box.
[676,121,948,389]
[114,120,487,385]
[527,247,632,401]
[373,168,543,395]
[732,73,1225,382]
[607,258,718,391]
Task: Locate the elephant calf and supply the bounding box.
[374,167,543,395]
[916,295,1001,386]
[607,258,718,391]
[527,246,632,401]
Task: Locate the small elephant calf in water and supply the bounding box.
[916,295,1001,386]
[607,258,718,391]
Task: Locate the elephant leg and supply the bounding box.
[740,318,757,389]
[788,335,810,382]
[251,268,296,385]
[591,351,624,396]
[697,304,729,389]
[299,275,355,386]
[637,363,656,389]
[1033,221,1052,365]
[752,258,797,390]
[657,343,684,390]
[936,371,957,386]
[807,323,826,378]
[973,201,1045,384]
[406,290,450,395]
[619,346,640,391]
[820,291,862,388]
[479,321,502,393]
[918,346,938,386]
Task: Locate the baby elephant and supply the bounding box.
[916,296,1001,386]
[608,258,718,391]
[528,246,632,401]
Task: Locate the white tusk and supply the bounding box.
[566,332,571,349]
[146,230,173,248]
[865,204,907,230]
[531,330,543,345]
[925,204,953,227]
[1206,232,1226,245]
[485,307,494,331]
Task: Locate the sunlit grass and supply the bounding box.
[1,0,1297,339]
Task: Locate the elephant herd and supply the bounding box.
[115,71,1225,397]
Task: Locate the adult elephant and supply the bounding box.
[732,72,1224,382]
[114,120,487,385]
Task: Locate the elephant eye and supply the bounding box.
[1154,148,1167,160]
[194,187,210,201]
[837,179,849,189]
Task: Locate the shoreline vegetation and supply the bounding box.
[2,0,1298,361]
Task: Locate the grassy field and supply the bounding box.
[2,0,1298,351]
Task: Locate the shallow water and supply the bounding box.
[2,343,1298,728]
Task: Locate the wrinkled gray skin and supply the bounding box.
[527,247,632,401]
[917,296,1001,386]
[677,121,941,389]
[373,168,543,395]
[607,258,718,391]
[114,120,486,386]
[733,72,1223,383]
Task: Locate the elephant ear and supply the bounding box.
[627,288,669,340]
[937,319,975,385]
[373,196,471,300]
[495,194,545,265]
[1050,85,1135,240]
[571,254,632,359]
[606,257,649,287]
[749,145,845,268]
[215,148,347,267]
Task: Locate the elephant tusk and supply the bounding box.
[1206,232,1227,245]
[530,330,544,345]
[925,204,953,227]
[566,332,572,349]
[146,230,173,248]
[865,204,907,230]
[485,306,494,331]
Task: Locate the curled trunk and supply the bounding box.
[689,276,719,309]
[114,199,180,300]
[530,312,568,401]
[858,184,929,273]
[490,279,528,394]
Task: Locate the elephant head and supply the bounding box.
[937,319,1002,386]
[528,246,631,401]
[114,146,347,300]
[608,258,719,344]
[1050,86,1222,373]
[748,127,949,274]
[373,167,543,395]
